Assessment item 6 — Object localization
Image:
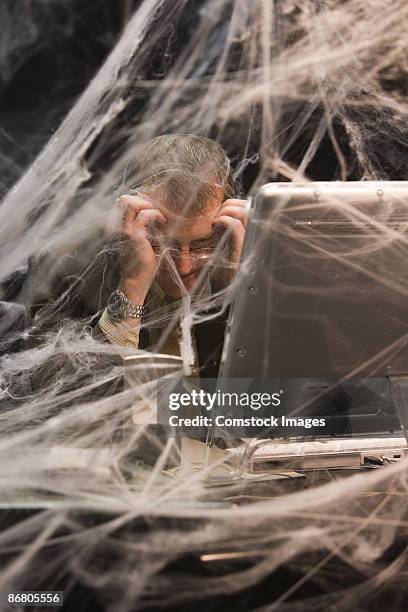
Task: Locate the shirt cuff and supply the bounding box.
[98,308,140,348]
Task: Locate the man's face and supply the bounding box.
[151,196,224,298]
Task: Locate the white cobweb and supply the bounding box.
[1,0,408,610]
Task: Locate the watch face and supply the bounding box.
[107,292,123,317]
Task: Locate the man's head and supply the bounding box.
[128,134,234,298]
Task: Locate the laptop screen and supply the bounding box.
[219,182,408,438]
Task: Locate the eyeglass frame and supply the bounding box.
[149,242,218,264]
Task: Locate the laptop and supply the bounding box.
[215,181,408,469]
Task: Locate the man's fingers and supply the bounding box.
[118,199,151,229]
[116,193,152,207]
[135,208,167,228]
[222,198,248,208]
[123,209,166,236]
[116,194,153,214]
[120,204,166,235]
[214,201,248,263]
[213,215,245,262]
[213,215,245,234]
[216,205,248,227]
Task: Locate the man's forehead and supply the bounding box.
[158,197,221,233]
[138,186,223,237]
[142,186,222,214]
[158,209,217,241]
[160,204,219,224]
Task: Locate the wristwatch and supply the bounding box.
[107,289,148,319]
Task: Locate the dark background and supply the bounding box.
[0,5,407,610]
[0,0,365,203]
[1,0,406,311]
[0,0,137,198]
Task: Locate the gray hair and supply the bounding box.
[127,134,234,214]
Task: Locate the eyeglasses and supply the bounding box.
[148,225,231,266]
[150,243,216,263]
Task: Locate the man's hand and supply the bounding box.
[115,194,166,304]
[212,199,248,280]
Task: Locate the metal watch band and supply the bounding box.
[107,289,148,319]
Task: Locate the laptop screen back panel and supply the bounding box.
[220,182,408,438]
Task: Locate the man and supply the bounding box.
[96,134,248,377]
[13,135,243,464]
